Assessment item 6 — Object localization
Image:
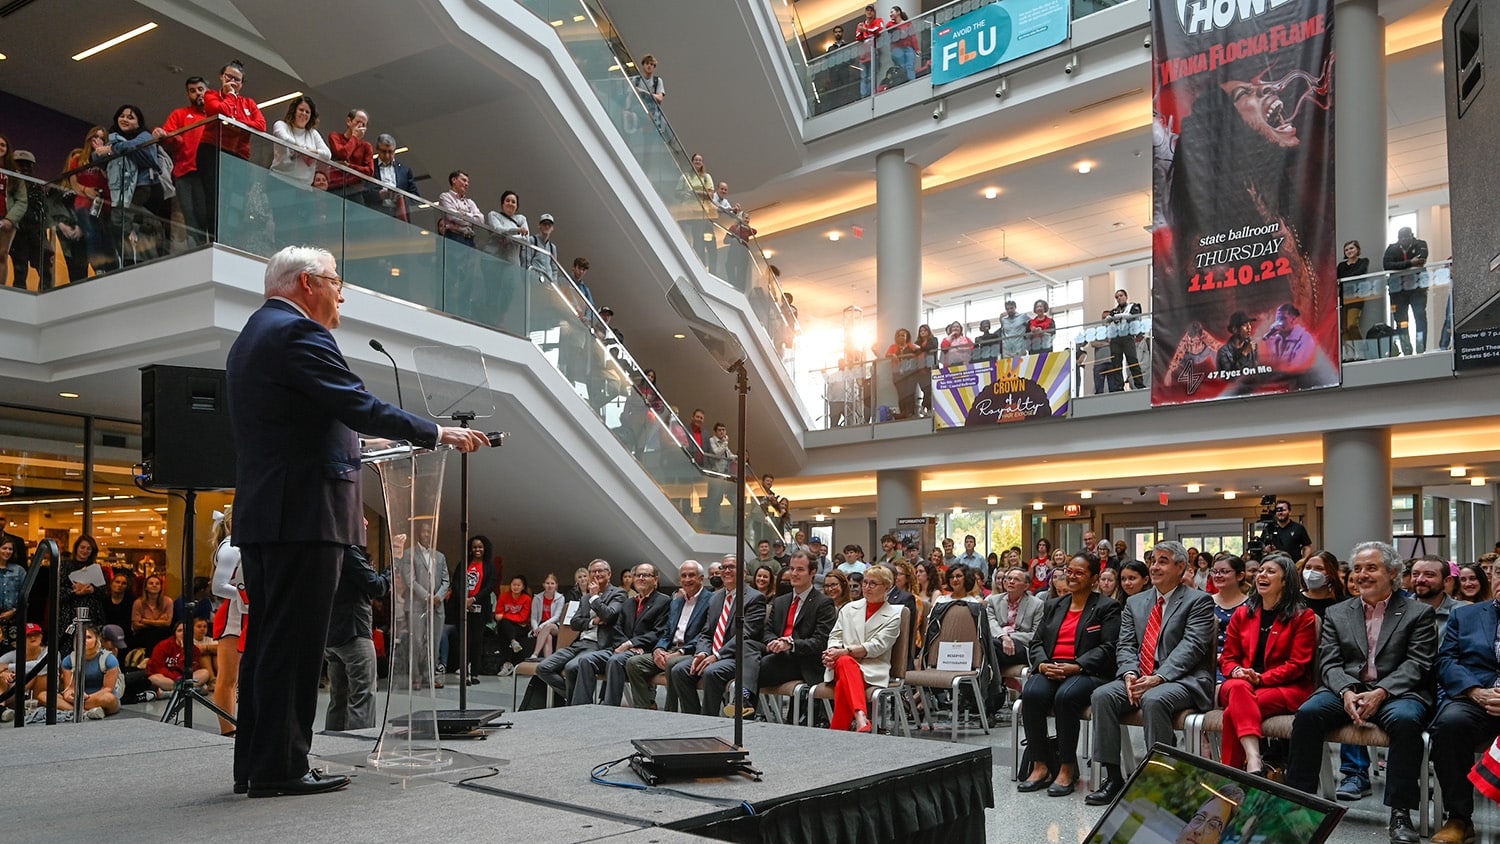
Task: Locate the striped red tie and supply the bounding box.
[1138,596,1165,676]
[711,595,734,653]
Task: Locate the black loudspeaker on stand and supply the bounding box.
[139,365,237,730]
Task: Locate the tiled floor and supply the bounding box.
[115,674,1498,843]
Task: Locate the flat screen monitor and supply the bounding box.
[1085,743,1345,844]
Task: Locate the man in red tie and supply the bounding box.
[736,551,837,719]
[1086,540,1216,806]
[671,555,767,716]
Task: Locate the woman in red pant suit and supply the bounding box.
[1218,551,1318,774]
[821,564,904,732]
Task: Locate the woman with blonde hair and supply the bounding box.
[209,505,245,734]
[821,564,904,732]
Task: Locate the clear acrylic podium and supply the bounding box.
[361,440,452,773]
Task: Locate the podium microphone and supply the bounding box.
[369,338,405,409]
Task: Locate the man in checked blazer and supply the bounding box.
[1087,540,1216,806]
[1285,541,1435,844]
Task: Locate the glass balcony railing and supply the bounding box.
[1,116,785,543]
[513,0,799,375]
[804,261,1459,432]
[785,0,1124,119]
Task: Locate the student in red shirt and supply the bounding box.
[327,109,374,204]
[494,576,532,677]
[198,60,266,234]
[146,621,211,692]
[154,76,210,243]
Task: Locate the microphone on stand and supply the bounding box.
[369,338,404,409]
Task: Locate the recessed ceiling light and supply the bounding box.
[1472,477,1486,486]
[983,187,999,199]
[389,268,401,277]
[829,505,842,514]
[1080,490,1093,500]
[828,231,841,242]
[814,513,826,522]
[1076,161,1093,174]
[550,19,564,26]
[1451,467,1468,477]
[1032,502,1044,511]
[72,22,158,61]
[0,53,8,61]
[1186,483,1200,493]
[259,90,303,109]
[951,505,964,515]
[1309,475,1323,486]
[58,392,80,399]
[985,495,998,505]
[762,249,775,258]
[1223,491,1237,500]
[673,333,686,339]
[394,146,409,155]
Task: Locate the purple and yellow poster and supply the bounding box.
[933,352,1071,429]
[1150,0,1338,405]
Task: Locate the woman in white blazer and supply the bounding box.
[821,564,905,732]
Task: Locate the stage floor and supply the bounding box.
[3,705,989,843]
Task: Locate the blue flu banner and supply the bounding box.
[931,0,1069,86]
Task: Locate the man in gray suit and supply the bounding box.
[985,567,1044,668]
[1284,541,1435,844]
[535,558,627,704]
[1087,540,1215,806]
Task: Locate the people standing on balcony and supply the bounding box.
[1027,300,1056,354]
[486,190,530,328]
[326,109,374,206]
[0,136,22,271]
[914,324,938,414]
[999,300,1029,358]
[529,213,558,281]
[683,153,716,270]
[199,60,266,236]
[940,321,974,368]
[1086,308,1122,394]
[886,7,919,83]
[973,319,1000,362]
[1336,240,1370,356]
[270,97,330,189]
[154,77,210,245]
[437,171,481,246]
[632,55,670,143]
[883,327,921,419]
[722,206,755,291]
[368,134,417,221]
[1383,226,1430,356]
[7,151,48,289]
[854,5,884,97]
[1108,289,1146,389]
[97,105,170,266]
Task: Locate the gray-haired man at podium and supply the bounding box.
[226,245,489,798]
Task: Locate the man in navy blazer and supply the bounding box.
[624,560,710,710]
[1430,599,1500,843]
[672,555,767,716]
[226,246,488,798]
[587,562,672,706]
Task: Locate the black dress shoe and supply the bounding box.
[1047,780,1077,797]
[247,769,351,798]
[1388,809,1420,844]
[1084,778,1123,806]
[1016,776,1053,793]
[233,782,247,795]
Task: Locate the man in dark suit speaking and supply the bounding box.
[226,245,488,798]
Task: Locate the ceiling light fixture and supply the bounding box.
[1451,467,1468,477]
[1309,475,1323,486]
[393,146,409,155]
[550,19,564,26]
[829,505,842,514]
[1472,477,1486,486]
[1223,490,1237,500]
[259,91,304,109]
[828,231,841,242]
[985,495,998,505]
[672,333,686,339]
[1032,502,1044,511]
[0,53,8,61]
[1186,483,1200,493]
[58,392,80,399]
[1080,490,1093,500]
[1077,161,1093,174]
[72,22,159,61]
[983,187,999,199]
[814,513,826,522]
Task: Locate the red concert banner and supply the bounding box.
[1150,0,1337,406]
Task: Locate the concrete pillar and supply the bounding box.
[1323,428,1392,559]
[876,468,922,538]
[1334,0,1387,335]
[875,149,922,347]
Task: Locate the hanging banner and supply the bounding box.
[932,352,1071,429]
[931,0,1070,86]
[1150,0,1337,406]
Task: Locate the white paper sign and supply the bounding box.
[936,641,974,671]
[68,563,107,588]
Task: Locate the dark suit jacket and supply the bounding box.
[1219,605,1317,695]
[887,585,919,643]
[568,585,629,650]
[656,589,712,651]
[1319,592,1436,704]
[689,587,767,661]
[760,588,837,685]
[1117,585,1217,709]
[1030,592,1121,680]
[327,545,390,647]
[619,590,672,651]
[226,299,438,546]
[1436,600,1498,707]
[366,159,418,199]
